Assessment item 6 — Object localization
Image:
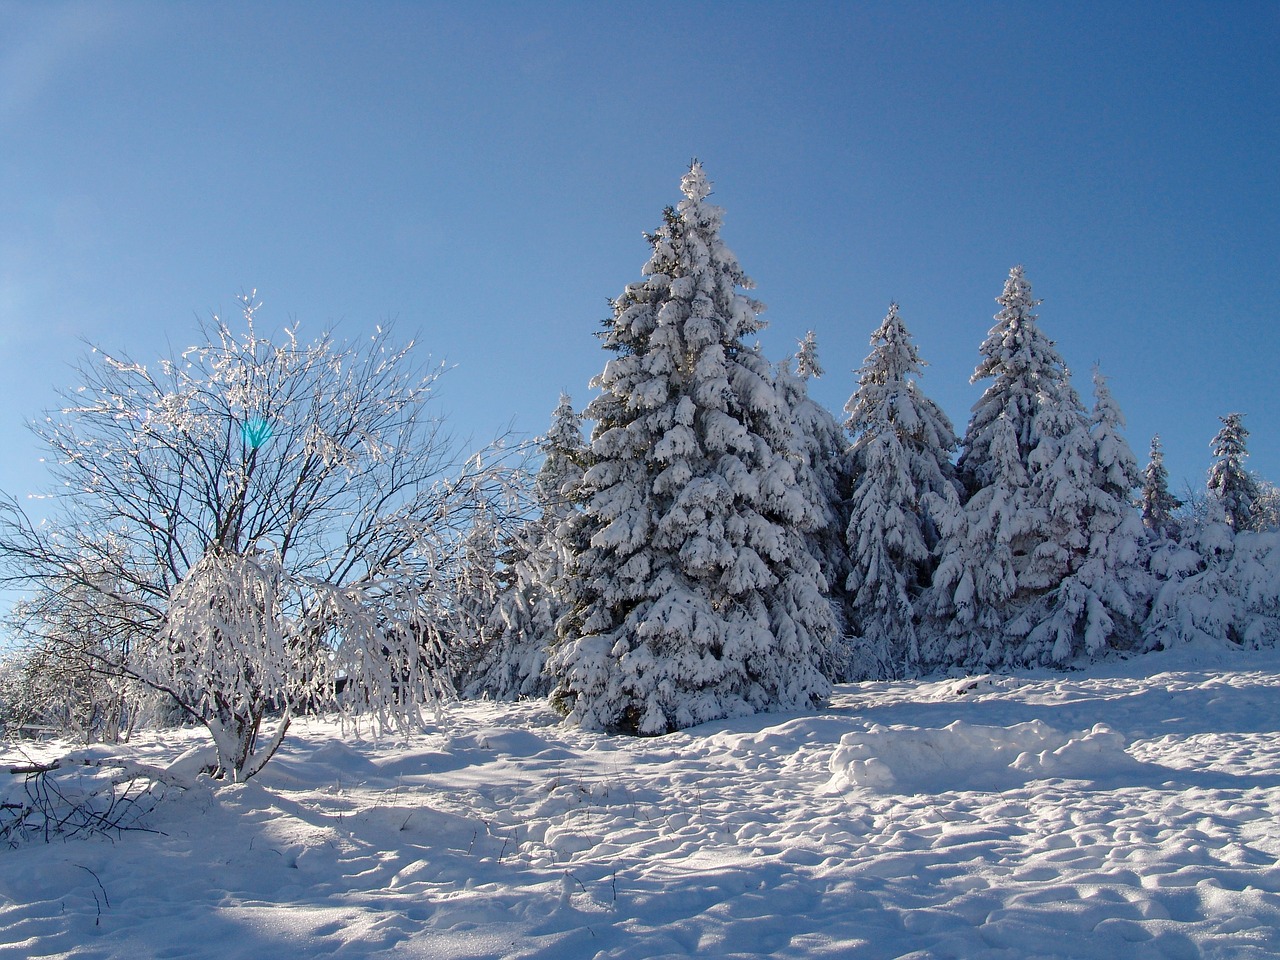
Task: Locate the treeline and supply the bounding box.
[1,164,1276,761]
[456,164,1279,733]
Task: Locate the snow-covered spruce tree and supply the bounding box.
[533,393,591,628]
[925,414,1023,667]
[929,266,1063,666]
[461,526,554,700]
[548,163,836,734]
[1087,369,1151,594]
[1207,413,1259,532]
[932,266,1136,667]
[1141,435,1182,541]
[1145,413,1279,650]
[954,266,1066,494]
[776,330,852,656]
[463,395,591,700]
[0,298,512,781]
[447,507,505,689]
[842,303,960,678]
[1015,369,1150,659]
[1251,476,1280,531]
[1145,518,1280,650]
[1089,369,1141,509]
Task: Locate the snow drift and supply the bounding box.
[827,719,1138,793]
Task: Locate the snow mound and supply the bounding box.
[827,719,1137,793]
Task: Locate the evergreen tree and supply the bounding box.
[537,393,590,514]
[956,266,1072,493]
[775,330,851,650]
[1207,413,1259,532]
[842,303,960,677]
[548,163,836,734]
[1090,369,1142,502]
[933,266,1116,667]
[1250,476,1280,531]
[533,393,590,636]
[926,415,1023,667]
[1141,435,1182,541]
[1146,415,1279,649]
[1015,369,1150,660]
[449,508,504,690]
[1146,521,1280,649]
[794,330,823,379]
[462,523,554,700]
[466,395,589,700]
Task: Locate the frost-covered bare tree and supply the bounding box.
[0,296,514,780]
[3,578,152,744]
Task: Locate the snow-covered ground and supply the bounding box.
[3,644,1279,959]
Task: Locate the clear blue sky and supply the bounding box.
[2,1,1277,512]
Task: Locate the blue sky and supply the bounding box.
[1,1,1277,514]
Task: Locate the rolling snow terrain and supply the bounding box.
[2,644,1279,959]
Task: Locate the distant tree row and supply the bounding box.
[461,163,1279,733]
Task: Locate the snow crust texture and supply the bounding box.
[3,646,1280,959]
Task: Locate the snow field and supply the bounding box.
[2,646,1279,959]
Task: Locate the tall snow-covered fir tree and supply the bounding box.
[930,267,1061,665]
[932,266,1126,667]
[537,393,591,515]
[842,303,960,678]
[447,507,505,690]
[954,266,1070,493]
[547,162,836,734]
[1013,368,1150,660]
[1145,521,1280,650]
[1141,435,1182,541]
[460,522,552,700]
[1207,413,1259,532]
[1089,371,1149,584]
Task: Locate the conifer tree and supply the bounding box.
[537,393,590,514]
[1141,435,1182,540]
[956,266,1072,493]
[926,415,1022,667]
[548,163,835,734]
[1145,415,1280,650]
[461,522,553,700]
[533,393,590,630]
[1017,369,1150,660]
[932,266,1112,666]
[1146,417,1280,650]
[465,395,588,700]
[1090,369,1142,502]
[842,303,960,677]
[449,507,504,689]
[1207,413,1259,532]
[794,330,823,379]
[775,330,851,643]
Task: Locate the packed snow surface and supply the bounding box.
[4,644,1280,958]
